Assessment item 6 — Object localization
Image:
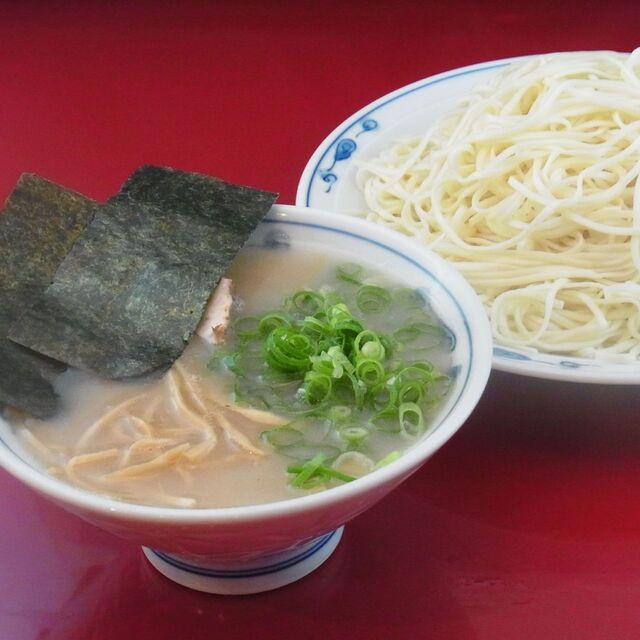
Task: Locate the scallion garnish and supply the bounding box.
[261,426,304,447]
[265,327,314,372]
[393,322,444,344]
[302,371,333,404]
[288,454,327,488]
[336,263,363,285]
[376,451,401,468]
[258,312,292,335]
[208,264,451,491]
[356,285,392,314]
[289,290,325,315]
[339,425,369,448]
[287,458,356,487]
[399,402,424,436]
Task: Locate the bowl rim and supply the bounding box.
[0,204,492,524]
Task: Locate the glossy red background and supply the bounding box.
[1,2,640,638]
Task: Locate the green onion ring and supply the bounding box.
[302,371,333,404]
[399,402,424,436]
[336,263,363,285]
[356,285,392,314]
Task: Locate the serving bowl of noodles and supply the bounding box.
[297,50,640,383]
[0,205,491,594]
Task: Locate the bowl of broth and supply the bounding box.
[0,204,492,594]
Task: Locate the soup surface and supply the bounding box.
[11,246,452,508]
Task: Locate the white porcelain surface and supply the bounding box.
[0,205,492,592]
[296,56,640,384]
[143,527,344,595]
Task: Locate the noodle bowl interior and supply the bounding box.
[10,247,452,508]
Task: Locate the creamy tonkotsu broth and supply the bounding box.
[11,247,453,508]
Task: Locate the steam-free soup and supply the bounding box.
[10,247,453,508]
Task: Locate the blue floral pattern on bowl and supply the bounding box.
[493,346,594,369]
[318,119,379,192]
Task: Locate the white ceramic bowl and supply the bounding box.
[0,205,492,594]
[295,55,640,385]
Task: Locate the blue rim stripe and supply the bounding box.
[151,530,336,579]
[0,435,34,467]
[304,61,509,206]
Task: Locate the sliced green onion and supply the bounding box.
[399,402,424,436]
[393,322,443,344]
[345,370,367,410]
[223,354,244,376]
[376,451,401,468]
[378,333,395,356]
[320,467,356,482]
[328,405,351,423]
[265,327,314,372]
[369,410,401,433]
[301,316,331,340]
[320,290,344,309]
[327,303,352,324]
[331,317,364,340]
[261,426,304,447]
[339,425,369,448]
[361,340,385,361]
[302,371,332,404]
[396,362,435,383]
[289,453,326,487]
[369,382,398,412]
[354,330,382,355]
[326,345,354,376]
[393,287,425,309]
[336,263,363,285]
[422,374,451,407]
[289,290,325,315]
[210,262,450,492]
[309,352,336,377]
[258,312,292,335]
[356,285,392,314]
[397,379,424,404]
[279,443,341,461]
[332,451,375,476]
[234,316,261,338]
[355,358,385,385]
[287,462,355,484]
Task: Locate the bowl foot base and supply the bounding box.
[142,526,344,595]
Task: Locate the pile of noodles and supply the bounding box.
[358,50,640,361]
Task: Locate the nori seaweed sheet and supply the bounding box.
[10,166,277,380]
[0,174,96,418]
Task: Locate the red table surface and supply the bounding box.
[1,2,640,638]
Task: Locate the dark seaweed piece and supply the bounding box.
[10,167,278,380]
[0,174,96,418]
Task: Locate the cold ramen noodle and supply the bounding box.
[11,248,452,508]
[358,50,640,362]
